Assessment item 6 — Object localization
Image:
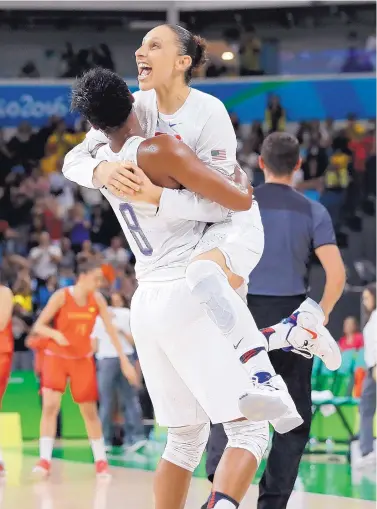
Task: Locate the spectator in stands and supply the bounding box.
[7,121,34,168]
[320,118,335,148]
[239,25,263,76]
[28,231,62,286]
[59,237,75,272]
[76,239,95,265]
[28,215,45,251]
[320,151,350,231]
[33,274,58,315]
[365,130,376,198]
[66,203,91,254]
[18,61,40,78]
[42,196,64,245]
[349,124,372,208]
[265,95,286,133]
[12,277,34,371]
[0,129,14,183]
[91,44,115,71]
[93,291,145,451]
[339,316,364,351]
[31,116,60,160]
[103,236,131,269]
[46,119,76,160]
[357,283,376,468]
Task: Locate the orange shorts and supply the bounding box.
[0,352,13,408]
[41,354,98,404]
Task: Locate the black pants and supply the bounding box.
[206,294,313,509]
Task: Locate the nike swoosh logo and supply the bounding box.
[234,338,244,349]
[301,327,318,340]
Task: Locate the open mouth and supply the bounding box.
[138,63,152,80]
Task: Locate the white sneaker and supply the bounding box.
[354,451,376,469]
[239,374,301,424]
[285,298,342,371]
[271,407,304,434]
[124,439,148,454]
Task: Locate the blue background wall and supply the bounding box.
[0,75,375,128]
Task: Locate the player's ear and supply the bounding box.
[258,156,265,170]
[176,55,191,73]
[294,157,302,172]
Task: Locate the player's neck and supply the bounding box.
[110,114,144,153]
[264,173,293,187]
[73,282,89,302]
[155,82,191,115]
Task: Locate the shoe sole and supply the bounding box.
[31,468,50,480]
[125,440,148,454]
[238,391,290,421]
[272,415,304,434]
[322,333,342,371]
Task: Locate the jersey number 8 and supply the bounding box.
[119,203,153,256]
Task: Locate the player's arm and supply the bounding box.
[95,293,138,386]
[312,204,346,324]
[316,245,346,324]
[31,290,69,345]
[137,135,252,211]
[63,128,110,189]
[0,286,13,331]
[157,189,230,222]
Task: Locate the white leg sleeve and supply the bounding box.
[162,423,210,472]
[223,420,269,466]
[185,260,276,378]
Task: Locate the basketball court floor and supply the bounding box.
[1,442,375,509]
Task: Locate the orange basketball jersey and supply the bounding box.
[0,320,13,354]
[47,287,99,358]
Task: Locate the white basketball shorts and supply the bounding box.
[130,278,250,427]
[191,200,265,283]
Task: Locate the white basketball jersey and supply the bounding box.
[96,137,206,283]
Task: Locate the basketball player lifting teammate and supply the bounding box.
[67,63,340,508]
[30,262,138,478]
[64,24,340,431]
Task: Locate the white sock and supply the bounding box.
[186,260,275,378]
[212,501,237,508]
[39,437,54,462]
[207,492,239,508]
[90,437,106,462]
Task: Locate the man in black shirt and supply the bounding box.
[205,132,346,509]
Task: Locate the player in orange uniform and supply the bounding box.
[0,285,14,477]
[31,262,138,478]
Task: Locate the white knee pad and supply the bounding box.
[185,260,236,335]
[162,423,210,472]
[223,420,269,466]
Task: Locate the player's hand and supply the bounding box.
[95,161,142,198]
[117,162,162,206]
[120,357,140,387]
[52,331,69,346]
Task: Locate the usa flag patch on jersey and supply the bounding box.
[211,149,227,161]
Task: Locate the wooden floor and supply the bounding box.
[1,454,375,509]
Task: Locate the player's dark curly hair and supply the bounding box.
[71,67,134,134]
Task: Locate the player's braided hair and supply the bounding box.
[166,24,207,84]
[71,67,134,133]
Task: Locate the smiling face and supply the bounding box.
[135,25,191,91]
